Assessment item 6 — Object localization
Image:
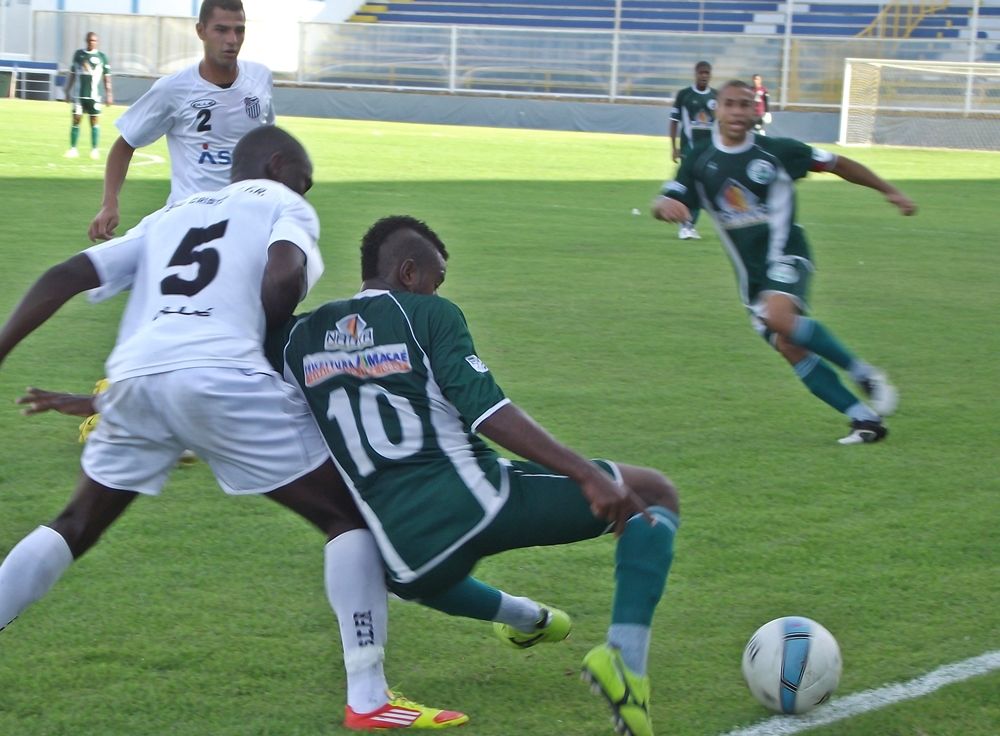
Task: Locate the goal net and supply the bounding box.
[838,58,1000,150]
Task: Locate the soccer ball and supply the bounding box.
[741,616,842,714]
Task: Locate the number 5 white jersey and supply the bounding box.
[115,61,275,204]
[84,179,322,382]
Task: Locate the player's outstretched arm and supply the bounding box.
[831,156,917,216]
[89,136,136,241]
[0,254,101,366]
[477,402,646,534]
[651,194,691,223]
[17,387,96,417]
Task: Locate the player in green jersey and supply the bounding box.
[268,215,681,736]
[64,32,112,160]
[669,61,716,240]
[653,80,916,445]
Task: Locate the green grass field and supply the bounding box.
[0,98,997,736]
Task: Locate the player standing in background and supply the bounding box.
[0,128,466,731]
[653,80,915,445]
[88,0,273,242]
[64,32,112,160]
[269,215,681,736]
[669,60,716,240]
[751,74,771,135]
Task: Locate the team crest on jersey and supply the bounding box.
[715,179,768,228]
[325,314,374,351]
[707,98,717,110]
[465,355,489,373]
[244,96,261,119]
[191,98,217,109]
[746,159,776,184]
[302,344,412,386]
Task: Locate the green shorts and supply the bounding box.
[745,256,814,338]
[388,459,617,599]
[72,98,102,116]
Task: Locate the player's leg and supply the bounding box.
[0,474,137,632]
[761,268,897,416]
[268,467,469,730]
[66,104,82,157]
[89,109,101,159]
[582,464,679,736]
[679,145,701,239]
[760,290,889,443]
[185,367,464,730]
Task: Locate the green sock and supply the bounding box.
[794,354,863,414]
[91,125,99,148]
[790,317,855,370]
[70,125,80,147]
[612,506,678,626]
[417,576,502,621]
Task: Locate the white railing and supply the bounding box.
[19,9,1000,109]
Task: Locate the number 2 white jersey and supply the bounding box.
[115,61,275,204]
[84,179,322,382]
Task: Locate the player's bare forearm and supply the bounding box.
[651,195,690,223]
[89,137,135,241]
[17,387,96,417]
[832,156,917,215]
[0,255,101,365]
[477,403,644,530]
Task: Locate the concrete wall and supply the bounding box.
[114,75,843,143]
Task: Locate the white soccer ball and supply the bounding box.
[741,616,842,714]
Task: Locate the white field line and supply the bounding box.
[721,650,1000,736]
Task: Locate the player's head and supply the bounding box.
[752,74,762,86]
[360,216,449,295]
[694,61,712,89]
[231,126,313,195]
[197,0,246,69]
[85,32,99,51]
[715,80,756,142]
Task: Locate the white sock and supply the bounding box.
[494,592,544,632]
[608,623,652,675]
[0,526,74,632]
[325,529,390,714]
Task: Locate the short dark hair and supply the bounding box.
[719,79,752,95]
[231,125,307,181]
[360,216,449,281]
[199,0,244,25]
[695,61,712,71]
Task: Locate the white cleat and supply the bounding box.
[90,148,101,160]
[858,369,898,417]
[686,226,701,240]
[64,148,79,158]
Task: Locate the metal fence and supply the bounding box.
[25,10,1000,109]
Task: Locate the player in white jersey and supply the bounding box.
[88,0,274,242]
[0,127,467,731]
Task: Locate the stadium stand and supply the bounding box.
[350,0,995,42]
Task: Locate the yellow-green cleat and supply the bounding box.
[581,643,652,736]
[493,605,571,649]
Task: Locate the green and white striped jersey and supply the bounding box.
[70,48,110,101]
[269,289,511,584]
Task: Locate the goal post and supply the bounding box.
[838,58,1000,150]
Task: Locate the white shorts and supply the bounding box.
[82,367,329,495]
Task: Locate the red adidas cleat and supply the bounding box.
[344,693,469,730]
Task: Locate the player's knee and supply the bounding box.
[622,465,679,515]
[47,507,101,558]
